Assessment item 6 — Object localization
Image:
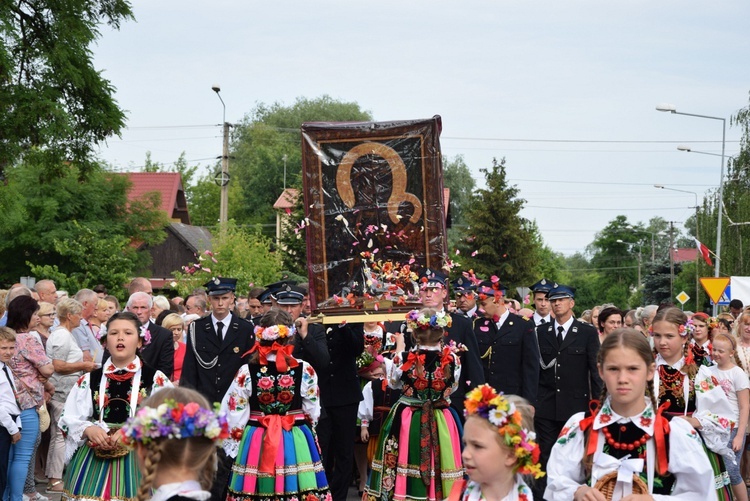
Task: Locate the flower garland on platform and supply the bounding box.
[405,309,452,331]
[464,384,544,479]
[121,399,229,445]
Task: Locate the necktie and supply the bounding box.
[557,326,564,346]
[217,321,224,341]
[540,318,547,325]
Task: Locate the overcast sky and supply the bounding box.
[92,1,750,258]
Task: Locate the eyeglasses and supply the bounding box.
[40,313,56,318]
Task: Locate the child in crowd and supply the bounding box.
[689,312,712,366]
[121,386,229,501]
[450,384,542,501]
[364,308,463,501]
[0,327,22,499]
[709,333,750,501]
[547,328,715,500]
[651,307,735,500]
[60,312,172,501]
[356,356,401,496]
[221,308,330,501]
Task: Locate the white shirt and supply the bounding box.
[211,313,231,340]
[495,309,510,330]
[553,316,574,341]
[464,305,477,318]
[533,312,551,326]
[546,397,714,500]
[0,361,21,435]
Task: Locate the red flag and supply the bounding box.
[694,238,713,266]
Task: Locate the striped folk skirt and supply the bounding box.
[226,418,330,501]
[62,446,139,501]
[364,398,464,501]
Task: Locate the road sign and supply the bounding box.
[676,291,690,305]
[517,287,530,304]
[700,277,731,304]
[710,284,731,306]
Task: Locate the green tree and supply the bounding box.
[0,0,133,179]
[563,252,601,312]
[443,155,476,248]
[228,96,372,233]
[170,223,281,297]
[0,158,168,291]
[456,158,540,288]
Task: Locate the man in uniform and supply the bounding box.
[452,276,478,319]
[530,278,553,327]
[534,284,601,499]
[472,280,538,404]
[180,277,254,404]
[275,285,330,372]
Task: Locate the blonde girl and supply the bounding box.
[122,386,229,501]
[547,328,715,500]
[451,385,542,501]
[709,333,750,501]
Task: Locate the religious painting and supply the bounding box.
[301,116,447,314]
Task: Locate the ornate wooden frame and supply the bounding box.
[301,116,447,314]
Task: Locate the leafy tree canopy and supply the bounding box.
[0,159,168,293]
[0,0,133,179]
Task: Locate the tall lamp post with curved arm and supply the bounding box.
[656,103,726,315]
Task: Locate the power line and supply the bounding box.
[526,205,692,211]
[509,178,717,188]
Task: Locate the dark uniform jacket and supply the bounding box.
[444,312,485,414]
[317,323,365,408]
[180,313,255,404]
[474,312,539,404]
[536,318,602,421]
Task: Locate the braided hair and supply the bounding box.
[135,388,219,501]
[653,307,698,379]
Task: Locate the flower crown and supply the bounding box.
[254,324,295,341]
[648,322,689,338]
[121,399,229,445]
[464,384,544,479]
[405,310,452,331]
[708,317,721,330]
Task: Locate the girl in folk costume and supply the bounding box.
[221,309,330,501]
[651,307,735,500]
[546,328,715,501]
[449,385,543,501]
[354,322,398,494]
[364,308,463,501]
[689,313,712,366]
[709,333,750,501]
[121,387,229,501]
[60,312,173,501]
[356,356,401,496]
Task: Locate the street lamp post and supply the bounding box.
[213,85,230,227]
[654,184,700,308]
[656,104,726,315]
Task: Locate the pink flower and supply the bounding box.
[278,375,294,388]
[184,402,200,416]
[257,377,274,390]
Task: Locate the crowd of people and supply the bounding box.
[1,272,750,501]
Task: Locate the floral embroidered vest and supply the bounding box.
[399,349,455,404]
[90,364,157,424]
[248,362,303,415]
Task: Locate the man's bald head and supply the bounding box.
[128,277,153,296]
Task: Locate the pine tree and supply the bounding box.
[457,158,540,289]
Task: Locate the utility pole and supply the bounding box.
[212,85,230,230]
[669,221,675,300]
